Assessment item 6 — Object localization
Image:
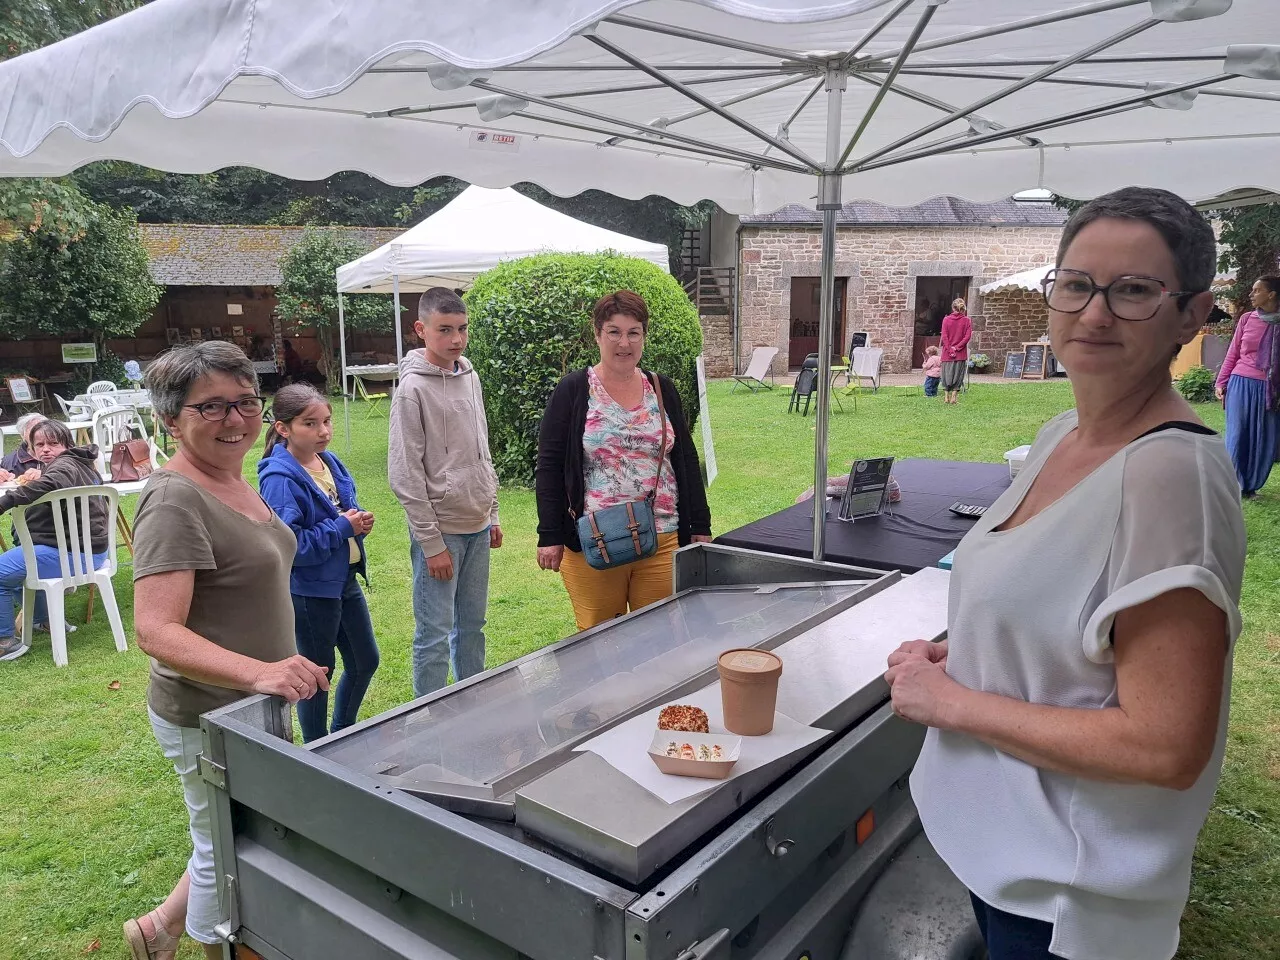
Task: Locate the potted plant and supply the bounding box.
[968,353,991,372]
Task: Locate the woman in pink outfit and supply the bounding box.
[1214,276,1280,498]
[939,298,973,404]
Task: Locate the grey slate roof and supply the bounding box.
[138,224,403,286]
[741,197,1068,227]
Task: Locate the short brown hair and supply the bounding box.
[419,286,466,320]
[592,290,649,334]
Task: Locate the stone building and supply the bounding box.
[701,198,1067,377]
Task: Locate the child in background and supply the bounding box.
[922,345,942,398]
[258,384,379,742]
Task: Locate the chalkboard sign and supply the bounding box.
[849,331,870,352]
[1021,343,1048,380]
[1003,351,1025,379]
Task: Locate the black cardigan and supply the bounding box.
[536,368,712,551]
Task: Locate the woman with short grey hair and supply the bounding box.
[887,187,1246,960]
[124,342,329,960]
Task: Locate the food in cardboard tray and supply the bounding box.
[664,740,729,762]
[657,704,709,733]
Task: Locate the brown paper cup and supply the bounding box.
[717,648,783,736]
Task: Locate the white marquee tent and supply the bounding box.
[336,185,669,297]
[2,0,1278,556]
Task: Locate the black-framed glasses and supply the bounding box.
[1041,268,1198,322]
[183,396,266,421]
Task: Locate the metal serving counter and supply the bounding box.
[201,545,964,960]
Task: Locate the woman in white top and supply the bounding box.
[886,187,1246,960]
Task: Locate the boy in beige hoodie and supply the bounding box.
[388,288,501,697]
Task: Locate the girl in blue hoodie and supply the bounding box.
[258,384,379,741]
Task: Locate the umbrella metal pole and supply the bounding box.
[339,292,350,454]
[813,62,846,562]
[393,274,404,364]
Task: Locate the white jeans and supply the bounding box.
[148,708,222,944]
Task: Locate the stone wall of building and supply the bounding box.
[980,288,1053,370]
[725,224,1063,375]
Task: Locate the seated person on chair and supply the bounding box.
[0,419,107,661]
[0,413,47,483]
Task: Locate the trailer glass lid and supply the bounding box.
[312,582,867,795]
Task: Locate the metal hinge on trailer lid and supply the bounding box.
[212,874,241,945]
[198,755,227,790]
[673,929,731,960]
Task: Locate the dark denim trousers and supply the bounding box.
[292,569,380,743]
[970,893,1062,960]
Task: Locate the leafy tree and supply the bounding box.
[0,202,161,382]
[465,252,703,485]
[275,229,393,388]
[1215,203,1280,314]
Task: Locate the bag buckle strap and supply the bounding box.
[587,511,611,565]
[625,502,643,557]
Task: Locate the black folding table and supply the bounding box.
[716,458,1012,573]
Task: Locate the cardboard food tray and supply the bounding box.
[648,731,742,780]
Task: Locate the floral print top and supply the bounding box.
[583,366,679,533]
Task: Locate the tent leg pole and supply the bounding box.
[813,64,846,563]
[393,275,403,365]
[338,292,351,454]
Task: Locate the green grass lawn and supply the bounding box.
[0,381,1275,959]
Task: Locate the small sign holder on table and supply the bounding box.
[837,457,895,522]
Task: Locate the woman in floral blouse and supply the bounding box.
[535,290,712,630]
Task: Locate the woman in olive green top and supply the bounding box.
[124,343,329,960]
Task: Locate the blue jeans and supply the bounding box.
[291,569,381,742]
[0,544,108,637]
[924,375,941,397]
[970,893,1061,959]
[410,529,490,697]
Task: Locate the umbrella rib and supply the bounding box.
[896,68,1280,105]
[857,0,1148,64]
[841,0,915,66]
[368,70,792,118]
[848,18,1159,172]
[847,73,1038,147]
[603,14,817,64]
[369,63,785,73]
[836,2,939,169]
[511,110,805,173]
[469,78,812,173]
[600,73,815,147]
[855,72,1238,173]
[868,54,1224,69]
[583,34,821,170]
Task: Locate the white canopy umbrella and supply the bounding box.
[3,0,1278,558]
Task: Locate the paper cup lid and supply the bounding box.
[718,648,782,679]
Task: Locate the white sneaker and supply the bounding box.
[0,637,30,661]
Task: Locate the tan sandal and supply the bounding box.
[123,910,181,960]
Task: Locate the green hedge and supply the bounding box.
[465,252,703,485]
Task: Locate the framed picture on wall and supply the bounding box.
[190,327,203,341]
[166,328,181,345]
[211,326,223,338]
[231,325,245,339]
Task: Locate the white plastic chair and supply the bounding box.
[11,484,125,667]
[55,393,92,421]
[86,380,118,394]
[731,346,780,393]
[850,347,884,392]
[90,405,162,479]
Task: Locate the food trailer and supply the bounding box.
[201,544,978,960]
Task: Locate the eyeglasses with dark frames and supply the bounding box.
[1040,268,1199,322]
[183,396,266,421]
